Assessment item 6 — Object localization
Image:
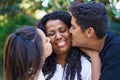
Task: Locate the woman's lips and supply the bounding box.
[57,41,65,47]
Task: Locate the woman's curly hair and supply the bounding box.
[37,11,83,80]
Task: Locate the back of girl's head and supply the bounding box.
[37,10,71,35]
[4,26,43,80]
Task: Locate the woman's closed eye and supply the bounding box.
[47,32,55,36]
[59,28,67,33]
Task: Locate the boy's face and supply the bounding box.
[70,16,88,48]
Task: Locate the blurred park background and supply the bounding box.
[0,0,120,79]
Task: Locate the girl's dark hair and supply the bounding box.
[4,26,43,80]
[37,11,83,80]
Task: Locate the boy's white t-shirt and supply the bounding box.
[45,56,91,80]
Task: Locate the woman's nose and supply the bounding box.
[55,32,62,40]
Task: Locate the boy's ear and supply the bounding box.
[85,27,95,38]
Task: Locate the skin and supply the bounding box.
[4,27,52,80]
[70,16,89,48]
[70,16,105,52]
[81,48,101,80]
[70,16,102,80]
[37,29,52,59]
[45,19,71,67]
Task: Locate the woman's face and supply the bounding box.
[37,29,52,58]
[45,19,71,54]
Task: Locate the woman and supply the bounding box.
[3,26,52,80]
[37,11,92,80]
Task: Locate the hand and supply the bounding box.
[80,48,101,80]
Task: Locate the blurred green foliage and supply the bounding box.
[0,0,120,79]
